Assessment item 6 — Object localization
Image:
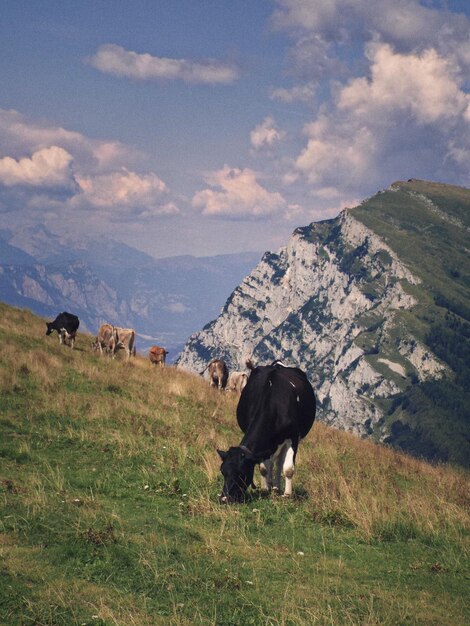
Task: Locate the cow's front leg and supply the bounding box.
[259,458,273,492]
[282,444,296,498]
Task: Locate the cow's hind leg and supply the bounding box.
[273,440,290,494]
[282,442,296,498]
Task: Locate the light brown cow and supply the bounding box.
[208,359,229,390]
[227,371,248,394]
[91,323,115,356]
[113,327,136,359]
[149,345,168,367]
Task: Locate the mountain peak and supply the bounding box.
[177,180,470,467]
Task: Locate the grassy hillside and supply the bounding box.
[1,303,469,625]
[351,179,470,465]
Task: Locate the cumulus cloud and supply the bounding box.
[269,0,470,123]
[290,41,470,197]
[250,117,286,150]
[264,1,470,206]
[0,108,134,173]
[0,146,75,188]
[339,43,470,124]
[88,44,239,85]
[272,0,470,59]
[192,165,286,218]
[0,109,181,221]
[295,119,376,187]
[75,169,177,217]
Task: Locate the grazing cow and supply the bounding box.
[208,359,229,390]
[218,360,316,503]
[45,312,79,349]
[91,323,116,356]
[113,327,136,359]
[149,345,168,367]
[227,371,248,394]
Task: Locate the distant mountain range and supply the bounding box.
[178,180,470,467]
[0,225,261,359]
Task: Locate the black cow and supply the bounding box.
[218,360,316,503]
[46,312,80,349]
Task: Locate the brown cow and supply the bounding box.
[149,345,168,367]
[208,359,229,390]
[91,323,115,356]
[227,371,248,394]
[113,327,136,359]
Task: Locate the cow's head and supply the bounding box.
[45,322,54,335]
[217,446,257,504]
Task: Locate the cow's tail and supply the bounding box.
[199,363,209,377]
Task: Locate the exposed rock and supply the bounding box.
[178,204,448,437]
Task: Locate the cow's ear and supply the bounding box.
[217,449,228,461]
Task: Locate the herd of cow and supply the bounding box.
[45,311,317,503]
[45,311,168,365]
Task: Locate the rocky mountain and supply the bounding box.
[0,226,260,358]
[178,180,470,466]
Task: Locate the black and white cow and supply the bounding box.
[218,360,316,503]
[46,312,80,349]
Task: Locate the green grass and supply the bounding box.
[351,180,470,318]
[0,303,469,625]
[345,180,470,466]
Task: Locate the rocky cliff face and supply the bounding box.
[178,182,456,442]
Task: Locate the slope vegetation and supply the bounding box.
[0,303,469,625]
[351,180,470,463]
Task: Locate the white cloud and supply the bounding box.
[250,117,286,150]
[295,120,376,187]
[88,44,239,85]
[339,43,469,125]
[272,0,467,51]
[0,109,180,221]
[0,108,133,173]
[0,146,74,188]
[269,83,316,103]
[192,165,286,218]
[271,0,470,90]
[75,169,174,215]
[291,42,470,196]
[266,2,470,204]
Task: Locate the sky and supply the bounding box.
[1,0,470,258]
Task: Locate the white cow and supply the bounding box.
[227,371,248,394]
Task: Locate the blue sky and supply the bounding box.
[1,1,470,258]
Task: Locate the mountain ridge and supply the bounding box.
[177,179,470,466]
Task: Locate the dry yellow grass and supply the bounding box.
[298,422,469,539]
[1,301,468,543]
[1,302,469,625]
